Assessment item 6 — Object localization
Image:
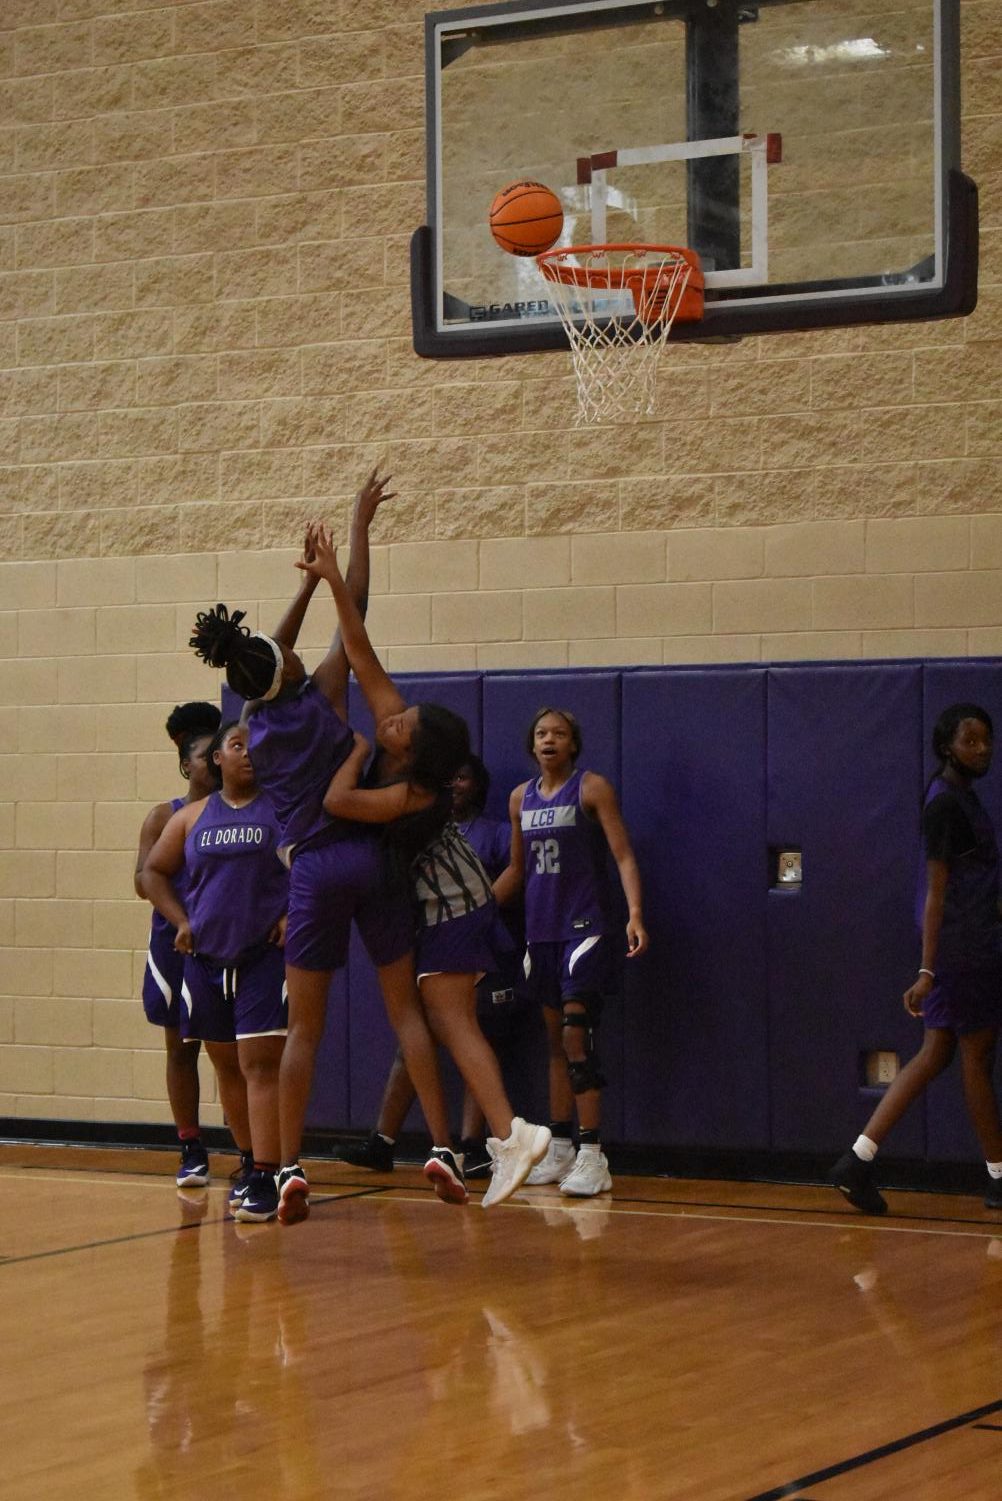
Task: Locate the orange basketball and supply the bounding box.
[489,180,564,257]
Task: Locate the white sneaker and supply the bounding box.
[482,1119,551,1209]
[525,1138,576,1185]
[559,1148,612,1197]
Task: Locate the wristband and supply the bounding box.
[918,967,935,979]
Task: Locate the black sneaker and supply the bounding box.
[337,1131,394,1172]
[276,1163,310,1225]
[423,1147,468,1205]
[233,1170,280,1223]
[828,1151,887,1215]
[176,1139,210,1188]
[227,1151,255,1212]
[460,1138,491,1180]
[985,1173,1002,1210]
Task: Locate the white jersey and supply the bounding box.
[411,821,494,929]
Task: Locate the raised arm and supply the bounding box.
[309,470,395,716]
[296,522,406,726]
[492,782,528,908]
[271,524,321,652]
[582,772,648,957]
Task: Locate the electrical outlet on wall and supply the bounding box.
[864,1051,899,1087]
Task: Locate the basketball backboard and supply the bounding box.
[411,0,976,357]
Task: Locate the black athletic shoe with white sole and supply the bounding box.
[423,1147,468,1205]
[828,1151,888,1215]
[985,1172,1002,1210]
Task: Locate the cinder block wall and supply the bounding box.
[0,0,1000,1125]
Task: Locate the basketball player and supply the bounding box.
[303,527,551,1208]
[135,703,221,1187]
[338,755,531,1179]
[495,709,648,1197]
[188,473,470,1225]
[142,721,289,1223]
[830,703,1002,1215]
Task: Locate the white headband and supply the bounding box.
[250,632,284,701]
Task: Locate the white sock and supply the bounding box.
[853,1135,878,1163]
[987,1161,1002,1179]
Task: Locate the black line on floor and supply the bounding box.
[743,1398,1002,1500]
[972,1423,1002,1431]
[0,1185,389,1266]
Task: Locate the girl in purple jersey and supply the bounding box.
[189,474,468,1225]
[495,709,648,1198]
[135,703,220,1188]
[143,722,288,1221]
[830,703,1002,1215]
[301,528,550,1209]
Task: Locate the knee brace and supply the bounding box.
[562,1011,606,1094]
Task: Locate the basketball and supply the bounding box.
[489,180,564,256]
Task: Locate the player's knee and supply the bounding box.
[561,1009,606,1093]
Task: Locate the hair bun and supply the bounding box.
[189,603,249,668]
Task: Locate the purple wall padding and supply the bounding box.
[767,664,924,1153]
[226,659,1002,1166]
[921,663,1002,1161]
[621,668,770,1148]
[482,672,625,1138]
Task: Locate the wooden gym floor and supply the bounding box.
[2,1144,1001,1501]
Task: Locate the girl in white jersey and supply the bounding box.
[495,709,648,1197]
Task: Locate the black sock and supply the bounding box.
[579,1128,600,1147]
[550,1120,574,1140]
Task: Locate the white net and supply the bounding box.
[536,245,697,425]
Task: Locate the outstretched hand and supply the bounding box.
[295,523,341,585]
[354,467,396,524]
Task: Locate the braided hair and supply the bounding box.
[189,604,283,701]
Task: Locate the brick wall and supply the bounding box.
[0,0,1000,1123]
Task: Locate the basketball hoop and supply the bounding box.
[536,243,704,425]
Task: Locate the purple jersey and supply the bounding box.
[457,814,511,881]
[184,790,288,961]
[520,768,609,943]
[149,796,187,944]
[246,676,353,858]
[917,776,1000,968]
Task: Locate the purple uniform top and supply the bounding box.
[520,768,609,943]
[150,796,187,942]
[184,790,289,962]
[457,814,511,882]
[246,676,353,860]
[917,776,1000,969]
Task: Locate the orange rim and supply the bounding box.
[537,243,704,323]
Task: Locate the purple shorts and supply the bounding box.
[922,961,1002,1035]
[180,944,288,1044]
[142,925,184,1029]
[284,832,412,973]
[415,900,513,981]
[525,934,613,1013]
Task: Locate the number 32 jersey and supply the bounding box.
[520,767,609,942]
